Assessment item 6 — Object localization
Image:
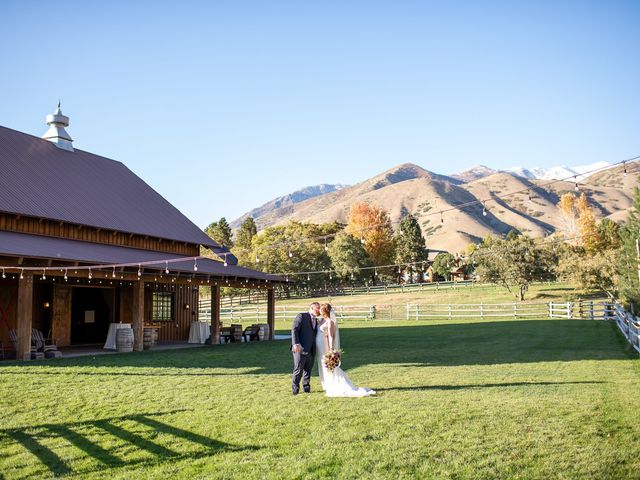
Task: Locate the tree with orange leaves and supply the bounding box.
[345,202,395,266]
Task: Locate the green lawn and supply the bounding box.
[1,316,639,479]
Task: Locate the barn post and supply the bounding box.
[16,273,34,361]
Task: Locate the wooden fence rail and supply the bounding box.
[612,303,640,353]
[199,300,614,324]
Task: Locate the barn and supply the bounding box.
[0,105,284,360]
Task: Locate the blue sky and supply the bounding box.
[1,1,639,228]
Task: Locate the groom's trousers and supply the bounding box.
[292,351,314,392]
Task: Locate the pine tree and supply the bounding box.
[618,186,640,309]
[205,217,234,247]
[395,214,429,282]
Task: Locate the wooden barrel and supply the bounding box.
[143,328,156,350]
[116,328,134,352]
[259,323,270,341]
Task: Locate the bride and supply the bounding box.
[316,303,376,397]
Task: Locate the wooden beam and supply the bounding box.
[210,285,221,345]
[132,280,145,351]
[267,287,275,341]
[16,273,34,360]
[52,285,72,347]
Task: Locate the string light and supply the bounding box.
[574,176,580,192]
[64,268,68,282]
[360,231,366,245]
[623,162,628,177]
[20,268,24,280]
[482,205,487,217]
[88,268,92,280]
[112,267,116,278]
[1,268,5,279]
[165,261,170,274]
[193,259,198,271]
[224,254,228,267]
[255,254,260,263]
[137,265,142,278]
[440,212,444,224]
[324,239,329,251]
[42,269,46,280]
[288,249,293,258]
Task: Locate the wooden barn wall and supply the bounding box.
[0,278,18,348]
[0,277,52,351]
[0,213,199,256]
[144,286,199,342]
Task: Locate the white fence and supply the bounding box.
[612,303,640,353]
[405,301,614,321]
[199,300,615,324]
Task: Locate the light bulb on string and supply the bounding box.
[440,212,444,224]
[307,273,310,281]
[165,261,169,274]
[255,254,260,263]
[112,267,116,278]
[574,176,580,192]
[64,269,68,282]
[1,268,5,279]
[88,268,92,280]
[360,231,366,245]
[193,258,198,271]
[482,205,487,217]
[137,265,142,278]
[42,269,46,280]
[324,239,329,251]
[288,249,293,258]
[223,254,228,267]
[20,268,24,280]
[374,268,378,276]
[623,162,628,177]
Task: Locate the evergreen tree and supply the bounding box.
[395,214,429,282]
[618,185,640,309]
[205,217,234,247]
[235,217,257,250]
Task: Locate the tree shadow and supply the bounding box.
[1,410,258,478]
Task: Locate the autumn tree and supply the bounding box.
[557,193,580,243]
[345,202,395,266]
[395,214,429,283]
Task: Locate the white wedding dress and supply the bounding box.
[315,312,376,397]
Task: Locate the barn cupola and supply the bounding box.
[42,101,74,152]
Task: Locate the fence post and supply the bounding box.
[369,305,376,320]
[480,303,484,320]
[548,302,553,318]
[448,304,452,321]
[436,282,439,291]
[590,301,594,321]
[513,303,517,320]
[406,304,410,320]
[567,302,572,319]
[416,304,420,321]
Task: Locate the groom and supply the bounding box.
[291,302,321,395]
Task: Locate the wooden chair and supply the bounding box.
[32,329,62,358]
[9,329,44,360]
[243,324,261,342]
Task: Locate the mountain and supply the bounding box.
[229,160,638,253]
[504,161,611,181]
[450,165,497,183]
[229,184,347,229]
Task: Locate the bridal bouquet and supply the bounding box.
[323,349,342,372]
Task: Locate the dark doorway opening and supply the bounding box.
[71,287,114,345]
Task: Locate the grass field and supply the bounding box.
[1,315,639,479]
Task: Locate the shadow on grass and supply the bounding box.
[0,319,632,376]
[1,410,258,477]
[375,380,606,392]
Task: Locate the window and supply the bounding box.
[152,292,174,321]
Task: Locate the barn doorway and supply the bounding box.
[71,287,114,345]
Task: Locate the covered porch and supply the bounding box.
[0,231,286,361]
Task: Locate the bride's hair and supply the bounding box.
[320,303,332,318]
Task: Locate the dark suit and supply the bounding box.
[291,312,317,393]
